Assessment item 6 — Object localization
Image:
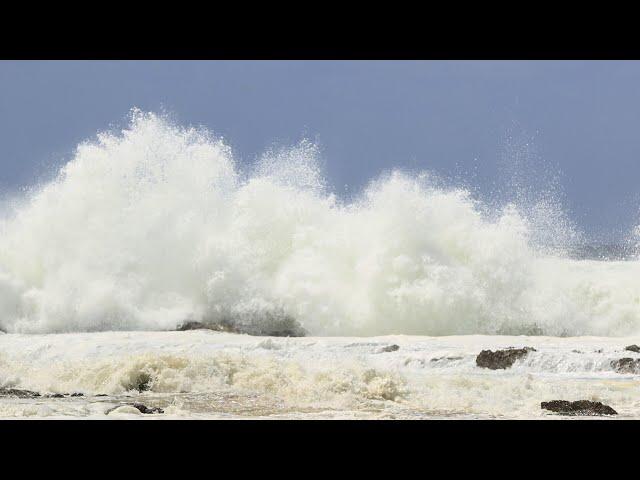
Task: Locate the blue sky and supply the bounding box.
[1,60,640,239]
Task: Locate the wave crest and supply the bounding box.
[1,110,640,336]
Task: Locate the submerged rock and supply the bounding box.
[0,388,41,398]
[624,344,640,353]
[255,338,282,350]
[541,400,617,416]
[611,358,640,374]
[476,347,536,370]
[378,344,400,353]
[430,356,463,362]
[105,403,164,415]
[107,405,142,416]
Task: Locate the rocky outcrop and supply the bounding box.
[611,358,640,374]
[541,400,617,416]
[476,347,536,370]
[624,344,640,353]
[177,314,306,337]
[0,388,41,398]
[176,321,211,331]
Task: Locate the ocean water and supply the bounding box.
[0,111,639,419]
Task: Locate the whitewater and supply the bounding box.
[1,110,639,419]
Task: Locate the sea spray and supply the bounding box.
[2,110,640,336]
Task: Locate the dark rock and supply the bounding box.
[177,321,209,331]
[541,400,617,416]
[131,403,164,414]
[177,314,306,337]
[611,357,640,374]
[7,390,86,399]
[379,344,400,353]
[624,344,640,353]
[476,347,536,370]
[105,403,164,415]
[0,388,41,398]
[177,320,247,333]
[95,394,108,397]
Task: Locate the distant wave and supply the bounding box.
[1,110,640,336]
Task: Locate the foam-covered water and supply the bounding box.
[1,110,640,336]
[0,331,638,419]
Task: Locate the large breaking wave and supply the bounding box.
[1,110,640,336]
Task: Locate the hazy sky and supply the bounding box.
[1,60,640,239]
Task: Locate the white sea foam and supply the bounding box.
[0,332,638,419]
[1,110,640,336]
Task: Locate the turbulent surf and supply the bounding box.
[1,110,640,337]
